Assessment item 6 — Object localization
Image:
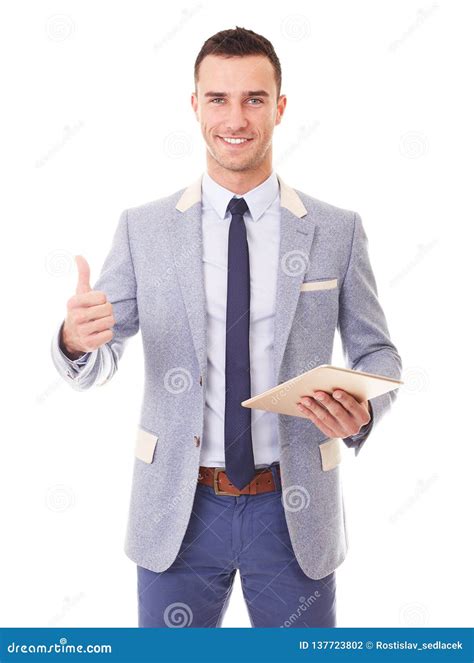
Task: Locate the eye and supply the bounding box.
[209,98,263,105]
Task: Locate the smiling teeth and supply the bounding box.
[222,137,248,144]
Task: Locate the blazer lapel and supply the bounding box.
[273,180,316,384]
[168,175,208,376]
[171,172,317,387]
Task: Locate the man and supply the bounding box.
[51,27,402,628]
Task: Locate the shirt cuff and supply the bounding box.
[54,320,91,376]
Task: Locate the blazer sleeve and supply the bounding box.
[50,209,139,391]
[337,212,402,455]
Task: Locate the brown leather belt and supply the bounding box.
[198,464,281,496]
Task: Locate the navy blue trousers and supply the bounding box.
[137,463,336,627]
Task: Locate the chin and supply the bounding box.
[222,152,258,166]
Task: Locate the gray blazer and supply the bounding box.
[50,173,402,580]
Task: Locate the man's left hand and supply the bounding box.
[296,389,371,438]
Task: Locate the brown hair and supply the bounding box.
[194,26,282,98]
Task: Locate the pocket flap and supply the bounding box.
[319,437,342,471]
[135,428,158,463]
[300,278,338,292]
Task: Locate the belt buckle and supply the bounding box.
[213,469,236,496]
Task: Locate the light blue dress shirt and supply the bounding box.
[200,170,281,468]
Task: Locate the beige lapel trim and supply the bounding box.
[175,172,308,218]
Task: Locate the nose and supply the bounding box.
[224,102,249,134]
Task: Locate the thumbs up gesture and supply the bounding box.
[60,255,115,359]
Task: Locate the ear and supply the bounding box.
[191,92,199,119]
[275,94,287,125]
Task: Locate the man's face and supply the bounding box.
[192,54,286,174]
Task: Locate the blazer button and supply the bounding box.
[193,435,200,447]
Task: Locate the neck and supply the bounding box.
[206,154,273,195]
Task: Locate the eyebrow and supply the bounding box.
[204,90,270,98]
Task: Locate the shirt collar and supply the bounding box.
[201,170,279,222]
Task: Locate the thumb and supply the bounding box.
[75,255,91,295]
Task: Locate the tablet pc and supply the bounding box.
[241,364,403,418]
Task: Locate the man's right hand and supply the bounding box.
[60,255,115,360]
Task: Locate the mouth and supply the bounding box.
[217,135,254,148]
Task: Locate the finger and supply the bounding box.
[299,397,341,430]
[312,390,354,428]
[75,255,91,295]
[67,290,108,309]
[331,389,370,424]
[297,403,338,437]
[74,302,113,324]
[81,329,114,352]
[81,314,115,336]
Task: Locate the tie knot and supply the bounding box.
[226,196,249,218]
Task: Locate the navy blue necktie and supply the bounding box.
[224,196,256,489]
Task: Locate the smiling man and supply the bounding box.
[51,27,402,628]
[194,54,280,192]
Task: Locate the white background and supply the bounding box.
[1,0,473,628]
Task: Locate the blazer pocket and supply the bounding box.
[319,437,342,471]
[135,427,158,463]
[300,278,338,292]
